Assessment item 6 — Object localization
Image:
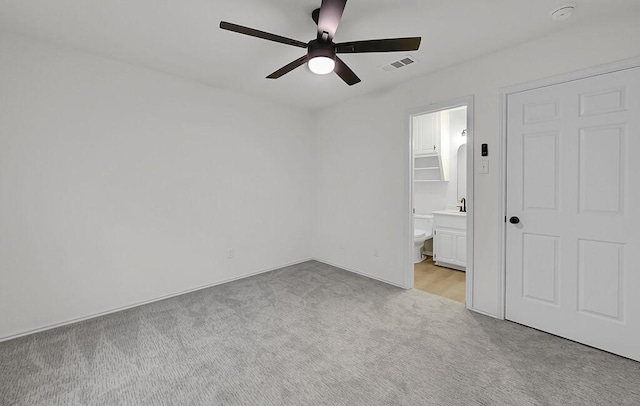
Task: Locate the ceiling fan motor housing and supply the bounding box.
[308,39,336,60]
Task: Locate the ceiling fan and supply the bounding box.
[219,0,421,86]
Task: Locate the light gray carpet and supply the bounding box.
[1,261,639,405]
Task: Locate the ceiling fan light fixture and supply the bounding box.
[309,56,335,75]
[307,40,336,75]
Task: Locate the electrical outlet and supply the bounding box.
[227,249,234,259]
[479,160,489,174]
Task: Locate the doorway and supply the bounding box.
[406,97,474,306]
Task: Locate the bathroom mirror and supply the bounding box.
[457,144,467,201]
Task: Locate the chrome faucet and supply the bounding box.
[459,198,466,213]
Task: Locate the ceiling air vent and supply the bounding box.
[380,55,417,72]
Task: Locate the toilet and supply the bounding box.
[414,214,434,263]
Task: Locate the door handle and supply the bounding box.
[509,216,520,224]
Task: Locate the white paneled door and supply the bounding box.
[506,67,640,361]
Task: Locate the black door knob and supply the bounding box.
[509,216,520,224]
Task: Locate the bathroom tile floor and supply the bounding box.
[414,257,466,303]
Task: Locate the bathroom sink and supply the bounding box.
[432,209,466,216]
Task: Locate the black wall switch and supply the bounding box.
[481,144,488,156]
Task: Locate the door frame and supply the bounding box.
[498,56,640,320]
[404,96,475,308]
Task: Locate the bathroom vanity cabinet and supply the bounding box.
[432,211,466,271]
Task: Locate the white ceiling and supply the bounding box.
[2,0,640,110]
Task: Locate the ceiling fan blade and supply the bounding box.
[220,21,307,49]
[266,55,309,79]
[334,56,361,86]
[336,37,421,53]
[317,0,347,41]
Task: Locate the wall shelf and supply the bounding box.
[414,153,445,182]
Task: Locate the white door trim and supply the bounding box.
[498,55,640,320]
[404,96,475,309]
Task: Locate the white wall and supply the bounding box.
[2,13,640,339]
[0,34,313,339]
[414,107,467,215]
[312,14,640,315]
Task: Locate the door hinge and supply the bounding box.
[504,216,507,223]
[433,230,436,235]
[413,208,416,214]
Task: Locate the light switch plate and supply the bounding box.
[479,160,489,174]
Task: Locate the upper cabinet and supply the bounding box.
[413,112,440,155]
[412,111,451,181]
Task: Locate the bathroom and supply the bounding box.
[412,105,467,303]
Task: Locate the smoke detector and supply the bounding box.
[551,6,575,21]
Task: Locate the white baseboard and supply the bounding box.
[311,257,408,289]
[0,258,313,343]
[466,306,501,319]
